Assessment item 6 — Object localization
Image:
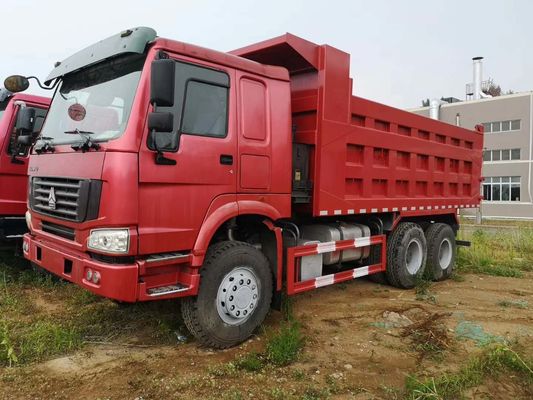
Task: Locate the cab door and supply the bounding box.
[237,73,272,193]
[0,100,47,216]
[138,58,237,254]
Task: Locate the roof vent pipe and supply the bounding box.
[472,56,483,100]
[429,98,441,120]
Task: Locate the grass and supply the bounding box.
[265,321,304,366]
[211,298,305,375]
[497,299,528,309]
[0,247,183,366]
[456,228,533,278]
[414,277,437,304]
[405,343,533,399]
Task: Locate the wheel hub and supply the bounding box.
[438,238,452,270]
[216,267,259,325]
[405,238,423,275]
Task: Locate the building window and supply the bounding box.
[482,119,521,133]
[482,148,521,162]
[483,176,520,202]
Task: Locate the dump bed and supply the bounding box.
[232,34,483,217]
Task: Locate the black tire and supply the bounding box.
[424,223,456,281]
[367,244,389,285]
[181,241,273,349]
[386,222,427,289]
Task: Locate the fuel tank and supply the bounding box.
[300,222,370,265]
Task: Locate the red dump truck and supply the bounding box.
[7,28,482,348]
[0,90,49,239]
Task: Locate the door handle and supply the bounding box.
[220,154,233,165]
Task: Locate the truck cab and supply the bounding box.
[18,28,290,299]
[0,90,49,239]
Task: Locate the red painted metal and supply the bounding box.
[262,219,283,291]
[286,234,386,295]
[23,32,482,302]
[232,34,484,218]
[0,94,50,218]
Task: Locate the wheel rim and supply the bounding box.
[438,238,452,270]
[405,238,423,275]
[216,266,260,326]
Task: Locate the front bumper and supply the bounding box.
[23,233,199,302]
[0,216,27,240]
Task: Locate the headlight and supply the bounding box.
[25,211,32,231]
[87,228,130,254]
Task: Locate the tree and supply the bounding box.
[485,83,502,97]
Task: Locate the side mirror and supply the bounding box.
[150,59,175,106]
[148,111,178,165]
[148,112,173,132]
[4,75,30,93]
[17,135,32,146]
[15,107,36,133]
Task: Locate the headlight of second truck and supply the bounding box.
[88,228,129,254]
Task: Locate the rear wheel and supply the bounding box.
[424,223,456,281]
[386,222,427,289]
[181,241,273,348]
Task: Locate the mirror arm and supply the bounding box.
[10,139,27,164]
[10,153,25,165]
[25,76,57,91]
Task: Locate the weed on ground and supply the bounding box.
[401,312,452,361]
[405,343,533,399]
[0,248,183,366]
[457,228,533,278]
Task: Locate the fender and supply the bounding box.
[191,197,285,267]
[237,199,284,221]
[262,219,283,291]
[191,195,238,266]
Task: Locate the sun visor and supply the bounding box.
[45,27,156,84]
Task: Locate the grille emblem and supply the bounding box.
[48,187,57,210]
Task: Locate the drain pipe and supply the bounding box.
[429,99,441,120]
[473,57,483,100]
[527,92,533,203]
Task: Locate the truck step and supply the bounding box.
[145,252,190,263]
[147,284,189,297]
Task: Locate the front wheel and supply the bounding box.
[181,241,273,348]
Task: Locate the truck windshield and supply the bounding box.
[40,54,145,146]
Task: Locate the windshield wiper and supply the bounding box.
[65,129,100,152]
[35,136,55,154]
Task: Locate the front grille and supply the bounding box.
[41,221,75,240]
[31,177,102,222]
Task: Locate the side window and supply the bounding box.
[7,106,48,156]
[181,81,228,137]
[148,60,230,152]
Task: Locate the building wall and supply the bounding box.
[410,93,533,219]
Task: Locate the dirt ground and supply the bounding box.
[1,272,532,400]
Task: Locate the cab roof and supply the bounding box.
[152,38,289,81]
[45,26,290,84]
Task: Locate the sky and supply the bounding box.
[1,0,531,109]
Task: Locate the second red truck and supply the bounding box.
[0,90,49,240]
[7,28,482,348]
